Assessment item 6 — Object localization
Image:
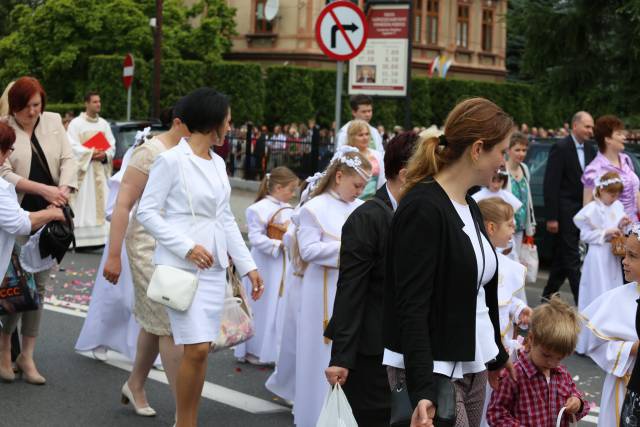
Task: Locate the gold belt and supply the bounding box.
[323,267,331,345]
[615,374,631,426]
[278,254,286,297]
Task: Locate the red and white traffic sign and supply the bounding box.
[315,1,368,61]
[122,54,135,89]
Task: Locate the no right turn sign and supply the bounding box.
[315,1,368,61]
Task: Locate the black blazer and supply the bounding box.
[543,135,596,221]
[325,186,393,368]
[383,178,508,408]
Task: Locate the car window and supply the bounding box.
[120,130,140,151]
[524,143,551,207]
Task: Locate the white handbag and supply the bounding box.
[146,154,200,312]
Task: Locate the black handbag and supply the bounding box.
[39,204,75,263]
[389,209,487,426]
[0,246,40,315]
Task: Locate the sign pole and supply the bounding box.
[126,86,132,121]
[335,60,344,147]
[404,0,412,130]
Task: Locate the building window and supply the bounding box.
[481,9,494,51]
[456,4,469,48]
[426,0,438,44]
[414,0,423,43]
[254,0,273,33]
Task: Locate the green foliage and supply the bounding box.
[160,60,206,111]
[207,62,265,125]
[265,67,314,125]
[46,103,85,115]
[310,68,340,128]
[87,55,151,119]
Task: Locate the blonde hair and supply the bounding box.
[311,151,372,197]
[595,171,624,198]
[402,98,514,197]
[530,294,581,356]
[0,82,15,117]
[477,197,514,225]
[347,119,370,147]
[255,166,299,202]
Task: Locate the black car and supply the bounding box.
[525,139,640,261]
[109,121,166,171]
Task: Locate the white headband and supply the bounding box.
[595,176,623,189]
[630,223,640,241]
[330,146,372,181]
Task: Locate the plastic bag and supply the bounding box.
[520,243,539,284]
[556,407,577,427]
[19,228,56,273]
[211,268,254,353]
[316,384,358,427]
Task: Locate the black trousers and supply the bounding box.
[342,353,391,427]
[542,206,581,304]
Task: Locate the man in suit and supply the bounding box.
[324,132,418,426]
[542,111,596,304]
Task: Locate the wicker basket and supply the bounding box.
[266,207,293,241]
[611,235,627,257]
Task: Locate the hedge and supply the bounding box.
[207,62,265,125]
[159,60,206,112]
[265,66,314,125]
[47,103,85,115]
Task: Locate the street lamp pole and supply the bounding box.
[152,0,163,119]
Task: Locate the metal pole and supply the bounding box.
[404,0,412,130]
[335,60,344,149]
[152,0,163,119]
[126,86,132,121]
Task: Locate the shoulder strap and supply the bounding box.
[519,163,529,180]
[29,120,55,184]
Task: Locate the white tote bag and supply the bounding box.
[520,243,539,284]
[556,407,578,427]
[316,384,358,427]
[147,155,199,312]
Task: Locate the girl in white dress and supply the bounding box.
[574,171,630,354]
[477,197,533,427]
[472,168,522,213]
[266,175,322,403]
[581,223,640,427]
[293,146,372,427]
[235,166,299,365]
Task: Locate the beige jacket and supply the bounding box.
[0,112,78,201]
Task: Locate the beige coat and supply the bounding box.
[0,112,78,201]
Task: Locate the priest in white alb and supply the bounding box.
[67,91,115,247]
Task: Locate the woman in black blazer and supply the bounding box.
[384,98,515,427]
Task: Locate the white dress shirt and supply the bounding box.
[0,177,32,273]
[572,133,586,170]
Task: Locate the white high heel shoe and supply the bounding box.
[120,382,156,417]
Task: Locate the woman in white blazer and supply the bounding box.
[137,88,263,427]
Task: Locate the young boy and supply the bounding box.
[486,295,591,426]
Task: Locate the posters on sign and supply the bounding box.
[348,3,409,97]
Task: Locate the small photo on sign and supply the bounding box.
[356,65,376,83]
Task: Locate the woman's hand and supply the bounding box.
[564,396,582,414]
[410,399,435,427]
[325,366,349,386]
[518,306,533,328]
[186,244,214,270]
[604,227,622,241]
[103,255,122,285]
[247,270,264,300]
[619,216,632,230]
[48,207,65,222]
[40,184,68,206]
[59,185,71,198]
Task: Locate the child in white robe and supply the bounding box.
[477,197,532,426]
[293,147,371,427]
[266,176,321,403]
[234,167,299,365]
[472,168,522,213]
[575,171,629,354]
[582,223,640,427]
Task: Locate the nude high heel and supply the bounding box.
[121,382,156,417]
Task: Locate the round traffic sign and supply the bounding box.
[122,54,135,90]
[315,1,368,61]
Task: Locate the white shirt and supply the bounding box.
[0,178,32,273]
[571,133,586,170]
[386,184,398,211]
[432,200,499,378]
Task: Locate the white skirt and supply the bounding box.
[167,267,226,345]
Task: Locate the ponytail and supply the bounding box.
[402,128,443,197]
[255,174,270,202]
[254,166,299,202]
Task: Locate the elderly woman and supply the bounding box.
[0,122,64,382]
[0,76,77,385]
[583,115,640,218]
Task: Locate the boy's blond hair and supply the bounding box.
[529,294,581,356]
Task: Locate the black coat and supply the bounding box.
[325,186,393,368]
[543,135,597,222]
[383,178,508,408]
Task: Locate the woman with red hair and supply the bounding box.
[0,76,77,385]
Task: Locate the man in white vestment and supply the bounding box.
[67,92,115,247]
[336,94,384,153]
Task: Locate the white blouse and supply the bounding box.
[0,177,32,273]
[432,200,499,379]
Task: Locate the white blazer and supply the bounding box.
[137,139,256,276]
[0,177,32,273]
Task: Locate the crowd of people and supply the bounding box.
[2,76,640,427]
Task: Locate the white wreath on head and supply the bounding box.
[133,126,151,148]
[595,175,623,189]
[330,145,371,181]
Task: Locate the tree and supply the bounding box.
[0,0,236,102]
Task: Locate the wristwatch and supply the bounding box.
[186,247,194,258]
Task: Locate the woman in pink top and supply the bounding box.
[582,115,640,219]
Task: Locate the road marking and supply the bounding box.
[44,303,289,415]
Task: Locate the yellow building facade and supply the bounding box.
[223,0,507,81]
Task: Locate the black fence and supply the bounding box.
[220,126,336,180]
